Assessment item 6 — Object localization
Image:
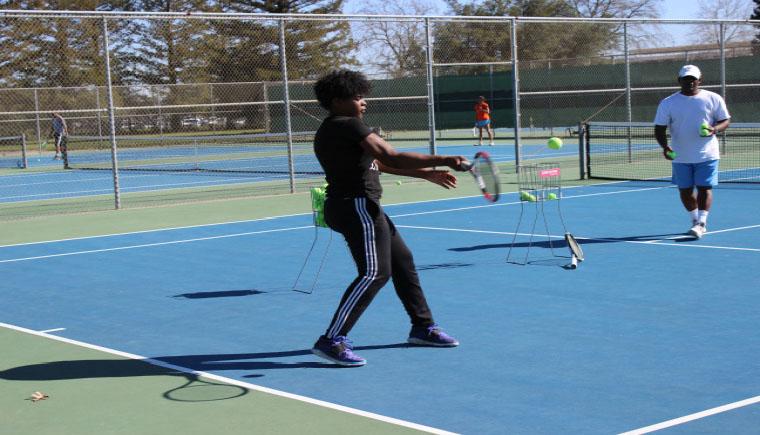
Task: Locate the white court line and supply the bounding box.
[2,176,264,201]
[641,224,760,243]
[619,395,760,434]
[0,172,163,188]
[2,183,754,263]
[0,177,647,249]
[38,327,66,333]
[396,225,760,253]
[0,322,456,435]
[390,185,671,218]
[0,189,490,249]
[0,185,662,260]
[0,184,691,260]
[0,226,313,264]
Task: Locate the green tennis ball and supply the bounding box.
[520,191,531,201]
[527,194,537,202]
[547,137,563,150]
[396,180,403,185]
[547,192,558,200]
[666,150,677,159]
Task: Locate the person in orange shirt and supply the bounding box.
[473,96,494,146]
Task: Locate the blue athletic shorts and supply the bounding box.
[475,119,491,128]
[672,160,719,188]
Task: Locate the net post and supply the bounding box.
[20,133,28,169]
[578,122,586,180]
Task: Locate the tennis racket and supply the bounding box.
[564,233,584,269]
[462,151,500,203]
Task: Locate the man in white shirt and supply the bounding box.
[654,65,731,239]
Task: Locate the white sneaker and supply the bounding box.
[489,142,494,146]
[688,222,706,239]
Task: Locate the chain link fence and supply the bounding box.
[0,11,758,219]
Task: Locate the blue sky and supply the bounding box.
[660,0,698,19]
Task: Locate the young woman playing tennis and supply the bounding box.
[311,69,468,366]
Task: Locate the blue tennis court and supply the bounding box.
[2,180,758,434]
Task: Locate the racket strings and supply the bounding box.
[474,159,498,196]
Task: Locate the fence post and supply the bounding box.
[33,89,41,152]
[279,19,296,193]
[511,18,522,171]
[424,18,437,155]
[624,23,632,162]
[102,17,121,209]
[719,22,727,156]
[95,85,104,139]
[263,82,270,133]
[719,22,726,100]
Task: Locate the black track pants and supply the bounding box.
[322,196,434,338]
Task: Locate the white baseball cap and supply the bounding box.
[678,65,701,79]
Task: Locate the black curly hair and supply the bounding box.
[313,69,372,110]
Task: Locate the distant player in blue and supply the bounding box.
[654,65,730,239]
[311,70,467,366]
[51,112,70,169]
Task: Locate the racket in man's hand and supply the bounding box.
[462,151,500,203]
[564,233,584,269]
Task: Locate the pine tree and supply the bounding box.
[213,0,356,82]
[0,0,106,88]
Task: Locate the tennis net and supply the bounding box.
[65,131,322,175]
[0,135,28,169]
[585,122,760,183]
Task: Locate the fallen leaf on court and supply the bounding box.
[30,392,49,402]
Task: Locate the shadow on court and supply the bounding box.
[0,343,412,383]
[172,289,269,299]
[448,232,687,252]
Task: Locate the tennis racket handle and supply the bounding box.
[460,159,473,171]
[569,254,578,269]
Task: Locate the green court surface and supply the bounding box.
[0,327,431,435]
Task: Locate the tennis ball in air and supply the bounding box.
[396,180,403,186]
[547,137,563,150]
[547,192,558,200]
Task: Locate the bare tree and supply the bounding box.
[696,0,755,45]
[567,0,660,18]
[352,0,442,78]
